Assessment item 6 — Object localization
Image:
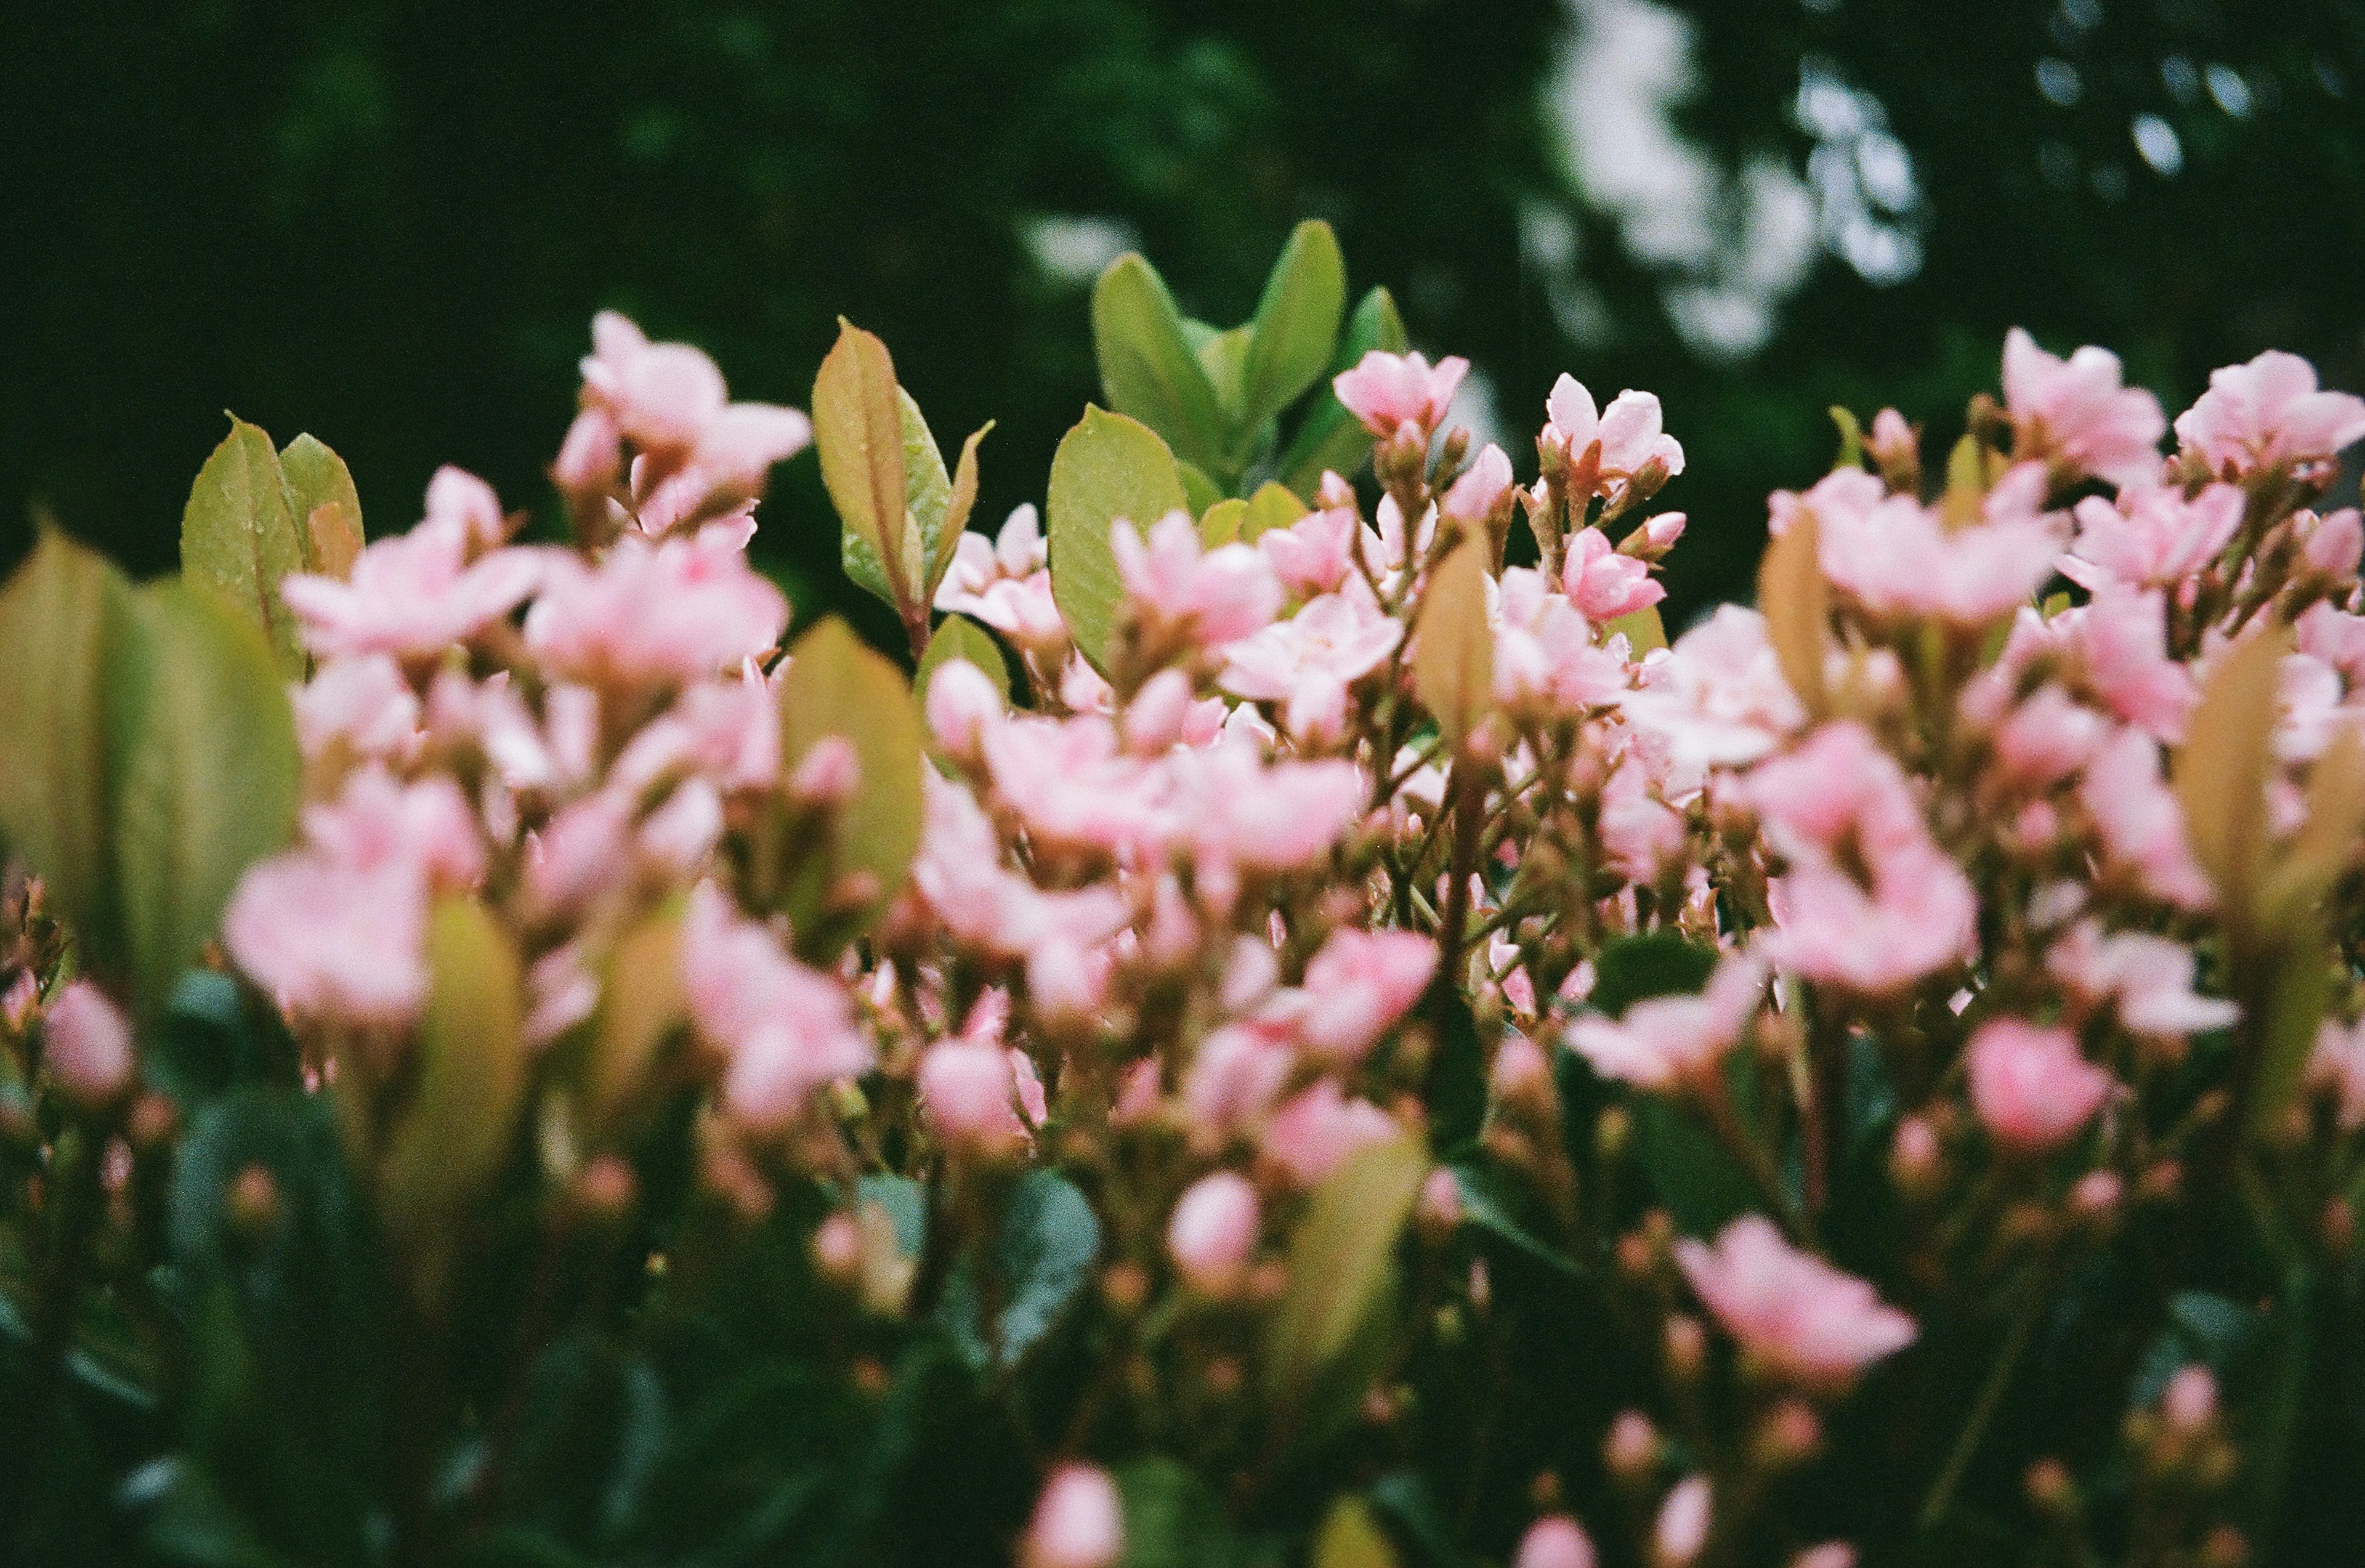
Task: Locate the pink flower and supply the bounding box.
[909,774,1130,960]
[293,654,422,764]
[281,518,541,662]
[1112,511,1282,650]
[681,885,871,1130]
[919,1038,1032,1154]
[422,466,507,549]
[580,312,728,452]
[1785,465,2063,628]
[983,714,1164,862]
[1219,590,1403,743]
[1261,1081,1399,1186]
[1443,443,1515,522]
[2078,729,2213,910]
[937,506,1072,659]
[1333,350,1469,438]
[302,767,485,892]
[1561,527,1664,621]
[43,980,133,1109]
[1746,723,1931,864]
[1182,1023,1297,1142]
[2300,507,2365,580]
[1176,748,1366,878]
[1543,376,1686,485]
[1566,952,1765,1089]
[525,521,788,689]
[1673,1215,1917,1388]
[1763,849,1977,996]
[225,855,429,1027]
[2062,588,2193,743]
[2047,923,2238,1037]
[1021,1466,1123,1568]
[2174,349,2365,477]
[1514,1516,1596,1568]
[1619,607,1805,778]
[1989,685,2109,790]
[1167,1170,1259,1292]
[1493,569,1628,720]
[2306,1017,2365,1130]
[1258,503,1361,598]
[1290,929,1438,1063]
[2000,328,2166,488]
[2063,483,2243,592]
[1964,1019,2114,1155]
[1654,1477,1713,1568]
[1597,757,1688,882]
[926,657,1006,764]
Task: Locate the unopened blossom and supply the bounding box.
[680,886,870,1130]
[1673,1215,1917,1388]
[2306,1017,2365,1131]
[2063,483,2243,592]
[1288,928,1438,1063]
[1021,1465,1123,1568]
[1654,1477,1713,1568]
[2298,507,2365,581]
[1167,1170,1259,1292]
[1333,350,1468,438]
[1619,607,1805,780]
[1258,502,1360,598]
[1965,1019,2114,1155]
[1561,525,1664,620]
[2000,328,2166,488]
[920,1038,1034,1153]
[1514,1516,1595,1568]
[1112,511,1282,650]
[1220,589,1403,743]
[2174,349,2365,477]
[1442,442,1514,523]
[526,520,787,690]
[43,980,134,1109]
[1566,951,1765,1089]
[1262,1080,1399,1186]
[1543,376,1685,485]
[1182,1023,1298,1144]
[1792,1546,1856,1568]
[281,493,541,661]
[2047,922,2239,1037]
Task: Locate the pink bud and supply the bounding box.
[1444,443,1514,523]
[1654,1477,1712,1568]
[1965,1019,2115,1156]
[926,658,1004,763]
[1792,1546,1857,1568]
[2303,507,2364,579]
[1027,940,1110,1035]
[1022,1465,1123,1568]
[1167,1170,1260,1293]
[44,981,133,1110]
[1417,1167,1464,1234]
[2161,1365,2217,1433]
[554,408,625,498]
[1514,1516,1596,1568]
[1606,1410,1660,1479]
[789,735,862,806]
[918,1040,1028,1154]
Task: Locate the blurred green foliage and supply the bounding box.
[6,0,2361,629]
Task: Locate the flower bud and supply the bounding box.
[1792,1546,1856,1568]
[573,1155,637,1223]
[926,659,1004,764]
[1416,1167,1464,1244]
[1652,1476,1712,1568]
[1753,1400,1822,1471]
[1890,1115,1942,1200]
[1021,1465,1123,1568]
[1606,1410,1660,1482]
[1166,1171,1259,1295]
[1663,1315,1707,1383]
[2023,1458,2076,1518]
[812,1211,863,1288]
[1514,1515,1595,1568]
[227,1163,282,1240]
[918,1040,1029,1157]
[2161,1365,2217,1434]
[44,980,133,1112]
[788,735,862,807]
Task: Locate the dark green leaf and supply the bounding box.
[1586,931,1717,1019]
[1277,286,1406,500]
[1116,1458,1242,1568]
[939,1168,1102,1372]
[1093,253,1225,469]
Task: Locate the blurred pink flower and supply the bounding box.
[2175,349,2365,477]
[1258,502,1361,598]
[1220,590,1402,743]
[44,980,134,1109]
[1674,1215,1917,1388]
[1566,952,1765,1089]
[2047,923,2238,1037]
[1654,1477,1713,1568]
[681,884,871,1130]
[2063,483,2243,592]
[1513,1516,1595,1568]
[1167,1170,1259,1292]
[1619,606,1805,779]
[2000,328,2166,488]
[1964,1019,2114,1155]
[1112,511,1282,649]
[918,1037,1032,1154]
[293,654,422,764]
[1289,928,1437,1063]
[1021,1465,1123,1568]
[1262,1080,1398,1186]
[2079,729,2214,910]
[1784,465,2063,628]
[2306,1017,2365,1130]
[526,521,788,689]
[282,507,541,663]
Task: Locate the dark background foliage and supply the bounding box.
[7,0,2361,629]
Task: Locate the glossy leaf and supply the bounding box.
[1240,219,1347,430]
[775,617,926,924]
[108,581,301,1024]
[1046,406,1188,674]
[814,321,915,613]
[1412,530,1493,749]
[933,419,995,592]
[379,897,527,1308]
[1194,323,1255,413]
[1093,253,1224,469]
[1267,1133,1426,1403]
[180,416,309,679]
[277,434,363,564]
[1608,602,1668,654]
[0,530,133,978]
[1277,285,1407,499]
[1757,510,1827,716]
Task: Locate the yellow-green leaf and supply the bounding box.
[108,581,301,1024]
[932,420,995,594]
[777,618,927,926]
[1609,603,1669,654]
[1194,323,1255,413]
[916,614,1012,705]
[278,432,362,553]
[586,902,687,1130]
[1093,253,1224,469]
[379,897,527,1310]
[1240,219,1348,430]
[1199,496,1248,548]
[1267,1133,1426,1404]
[2175,623,2289,925]
[1828,405,1864,472]
[180,415,308,678]
[814,321,915,613]
[2262,721,2365,936]
[1046,407,1189,674]
[1412,531,1494,749]
[1757,512,1828,716]
[0,530,134,979]
[305,504,363,581]
[1177,458,1223,517]
[1242,479,1309,543]
[2249,921,2337,1140]
[1312,1498,1401,1568]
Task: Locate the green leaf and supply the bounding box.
[378,896,527,1310]
[1093,254,1225,470]
[1588,931,1716,1018]
[0,530,134,980]
[1412,531,1493,748]
[1828,406,1864,471]
[1199,496,1248,548]
[585,902,687,1132]
[1046,406,1189,674]
[1425,987,1487,1156]
[1177,458,1224,517]
[2249,927,2336,1142]
[915,614,1011,706]
[1278,285,1406,500]
[1607,603,1668,653]
[180,416,309,679]
[932,421,995,594]
[775,618,927,927]
[939,1168,1102,1372]
[1313,1497,1401,1568]
[1115,1458,1242,1568]
[1451,1161,1578,1276]
[814,321,916,615]
[1635,1090,1761,1237]
[277,434,363,557]
[892,388,953,598]
[108,581,301,1024]
[1240,220,1348,430]
[1241,479,1308,543]
[1267,1133,1426,1404]
[1194,323,1255,412]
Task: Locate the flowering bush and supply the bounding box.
[4,222,2365,1568]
